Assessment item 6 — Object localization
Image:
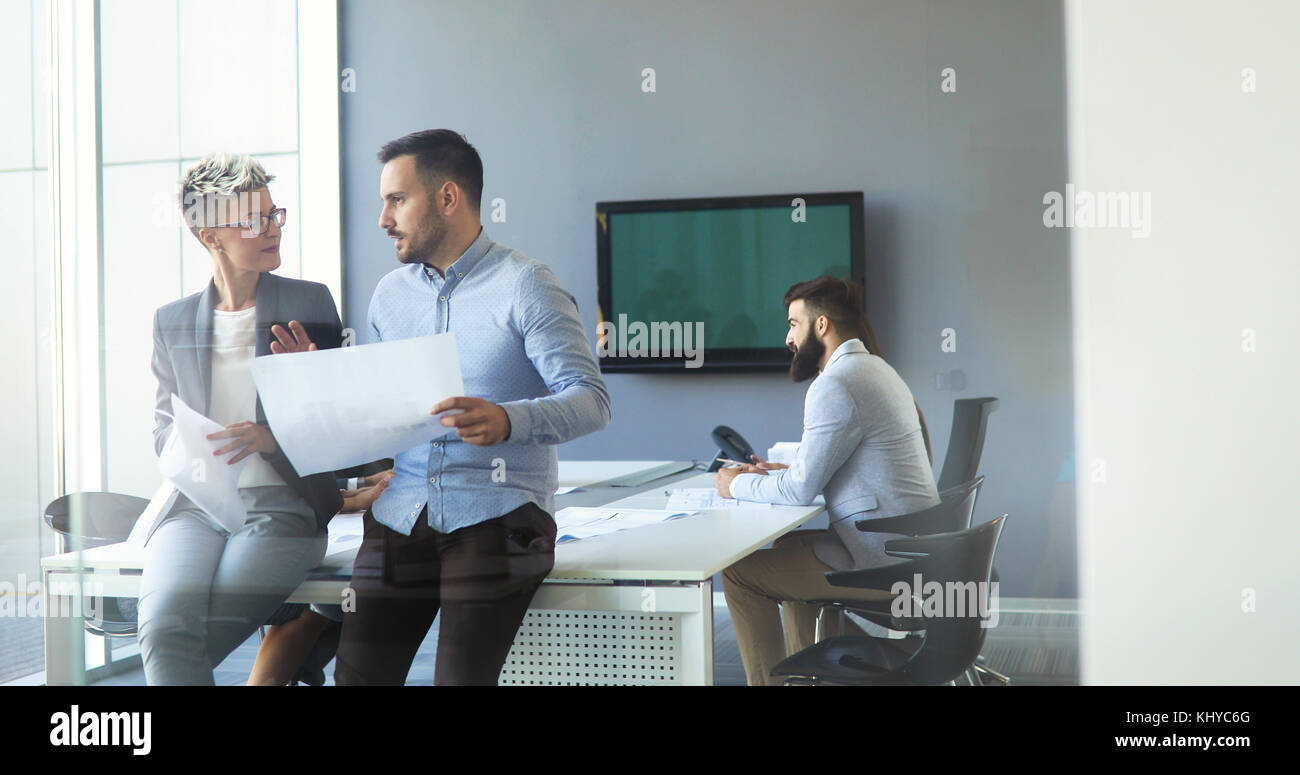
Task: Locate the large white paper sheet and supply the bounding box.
[157,393,250,534]
[249,333,465,476]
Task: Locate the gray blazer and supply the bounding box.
[729,339,940,570]
[151,271,345,530]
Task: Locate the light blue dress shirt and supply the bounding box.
[366,228,611,535]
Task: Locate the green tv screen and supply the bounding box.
[597,193,863,371]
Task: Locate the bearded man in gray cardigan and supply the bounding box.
[714,276,940,686]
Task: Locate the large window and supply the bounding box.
[100,0,310,498]
[1,0,340,684]
[0,0,55,685]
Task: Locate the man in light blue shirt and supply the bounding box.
[333,129,610,685]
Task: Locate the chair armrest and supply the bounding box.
[854,498,958,536]
[853,511,934,536]
[806,599,927,632]
[883,532,964,555]
[825,558,920,590]
[938,474,985,502]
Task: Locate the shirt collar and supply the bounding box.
[825,338,868,369]
[422,227,493,281]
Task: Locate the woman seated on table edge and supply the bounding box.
[140,152,355,686]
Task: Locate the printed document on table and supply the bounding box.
[250,333,465,476]
[157,393,250,535]
[665,488,772,510]
[553,507,698,543]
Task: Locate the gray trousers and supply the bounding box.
[136,485,326,686]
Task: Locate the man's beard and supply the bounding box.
[393,207,447,265]
[789,329,825,382]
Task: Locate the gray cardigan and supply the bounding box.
[150,272,345,530]
[729,339,940,570]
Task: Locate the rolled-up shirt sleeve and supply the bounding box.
[730,376,863,506]
[500,263,611,445]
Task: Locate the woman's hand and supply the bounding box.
[341,471,393,513]
[270,320,317,354]
[208,421,279,464]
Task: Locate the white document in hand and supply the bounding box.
[157,393,249,535]
[249,333,465,476]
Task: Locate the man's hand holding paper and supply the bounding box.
[432,396,511,446]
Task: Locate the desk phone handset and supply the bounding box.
[706,425,757,472]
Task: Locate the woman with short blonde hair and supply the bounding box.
[138,153,344,685]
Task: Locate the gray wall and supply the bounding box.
[339,0,1075,597]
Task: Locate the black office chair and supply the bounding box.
[934,397,1007,684]
[805,476,984,642]
[43,492,149,637]
[935,397,998,491]
[771,515,1006,686]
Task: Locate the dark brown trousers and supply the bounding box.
[333,502,555,686]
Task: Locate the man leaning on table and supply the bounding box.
[714,276,940,686]
[332,129,611,685]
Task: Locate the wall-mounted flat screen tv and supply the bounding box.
[595,191,864,372]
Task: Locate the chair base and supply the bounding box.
[970,658,1010,686]
[771,634,928,686]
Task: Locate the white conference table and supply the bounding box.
[41,461,824,685]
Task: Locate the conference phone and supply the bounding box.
[705,425,757,472]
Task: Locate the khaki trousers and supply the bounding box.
[721,530,894,686]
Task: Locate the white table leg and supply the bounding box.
[42,569,86,686]
[678,579,714,686]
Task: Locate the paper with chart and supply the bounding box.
[665,487,772,510]
[156,393,250,535]
[249,333,464,476]
[554,507,699,543]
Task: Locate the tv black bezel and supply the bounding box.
[595,191,865,373]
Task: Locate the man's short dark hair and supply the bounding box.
[783,275,873,348]
[378,129,483,211]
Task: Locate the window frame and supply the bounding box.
[31,0,343,685]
